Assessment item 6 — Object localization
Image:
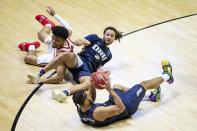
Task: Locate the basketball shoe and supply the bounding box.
[52,91,68,103]
[162,60,174,84]
[18,42,40,51]
[35,15,55,29]
[149,86,161,102]
[27,72,40,84]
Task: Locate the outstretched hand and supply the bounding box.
[98,71,111,90]
[46,6,56,16]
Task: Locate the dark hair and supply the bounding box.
[103,26,123,42]
[72,90,86,110]
[52,26,69,40]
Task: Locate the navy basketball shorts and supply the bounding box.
[68,56,92,83]
[108,84,145,116]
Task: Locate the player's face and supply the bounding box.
[103,30,116,45]
[52,35,65,48]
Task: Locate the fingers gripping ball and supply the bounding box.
[91,72,107,90]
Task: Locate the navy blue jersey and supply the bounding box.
[78,34,112,72]
[78,85,145,126]
[78,103,129,126]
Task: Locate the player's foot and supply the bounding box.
[35,15,55,29]
[162,60,174,84]
[52,91,68,103]
[18,42,40,51]
[149,86,161,102]
[27,72,40,84]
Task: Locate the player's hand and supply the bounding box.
[83,40,91,46]
[46,6,56,16]
[99,74,111,90]
[103,71,110,77]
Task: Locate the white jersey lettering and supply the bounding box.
[92,44,107,61]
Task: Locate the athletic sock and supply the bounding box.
[63,90,70,96]
[39,69,46,76]
[28,45,35,51]
[53,14,72,30]
[162,73,170,82]
[45,24,52,28]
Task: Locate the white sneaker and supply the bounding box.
[52,91,68,103]
[28,72,40,84]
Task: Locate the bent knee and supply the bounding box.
[60,52,76,61]
[37,31,49,42]
[24,55,37,65]
[139,81,147,87]
[24,55,31,64]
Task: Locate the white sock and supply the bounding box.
[145,91,151,98]
[28,45,35,51]
[53,14,72,30]
[162,73,170,82]
[45,24,52,28]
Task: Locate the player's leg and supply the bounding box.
[43,52,78,73]
[141,60,174,101]
[113,84,130,92]
[37,26,51,43]
[24,54,38,65]
[140,77,164,91]
[28,52,78,83]
[18,41,40,65]
[35,14,55,42]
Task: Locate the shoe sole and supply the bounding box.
[155,93,160,102]
[52,91,67,103]
[161,60,174,84]
[27,74,37,84]
[162,60,172,74]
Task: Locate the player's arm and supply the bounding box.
[74,34,98,46]
[93,75,125,121]
[93,89,125,121]
[46,6,72,38]
[87,84,96,102]
[73,38,91,46]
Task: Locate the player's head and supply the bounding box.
[72,90,93,110]
[51,26,69,48]
[103,26,123,45]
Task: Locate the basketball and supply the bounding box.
[91,72,107,90]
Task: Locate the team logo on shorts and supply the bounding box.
[95,54,100,60]
[136,87,142,96]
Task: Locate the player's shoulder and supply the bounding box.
[85,34,101,40]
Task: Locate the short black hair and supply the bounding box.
[103,26,123,42]
[52,26,69,40]
[72,90,86,110]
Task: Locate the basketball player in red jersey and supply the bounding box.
[18,6,75,84]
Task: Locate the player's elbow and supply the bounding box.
[116,104,126,112]
[117,106,125,114]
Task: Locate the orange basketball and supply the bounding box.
[91,72,107,90]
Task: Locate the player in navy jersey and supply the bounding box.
[72,60,174,126]
[28,26,123,102]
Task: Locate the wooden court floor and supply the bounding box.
[0,0,197,131]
